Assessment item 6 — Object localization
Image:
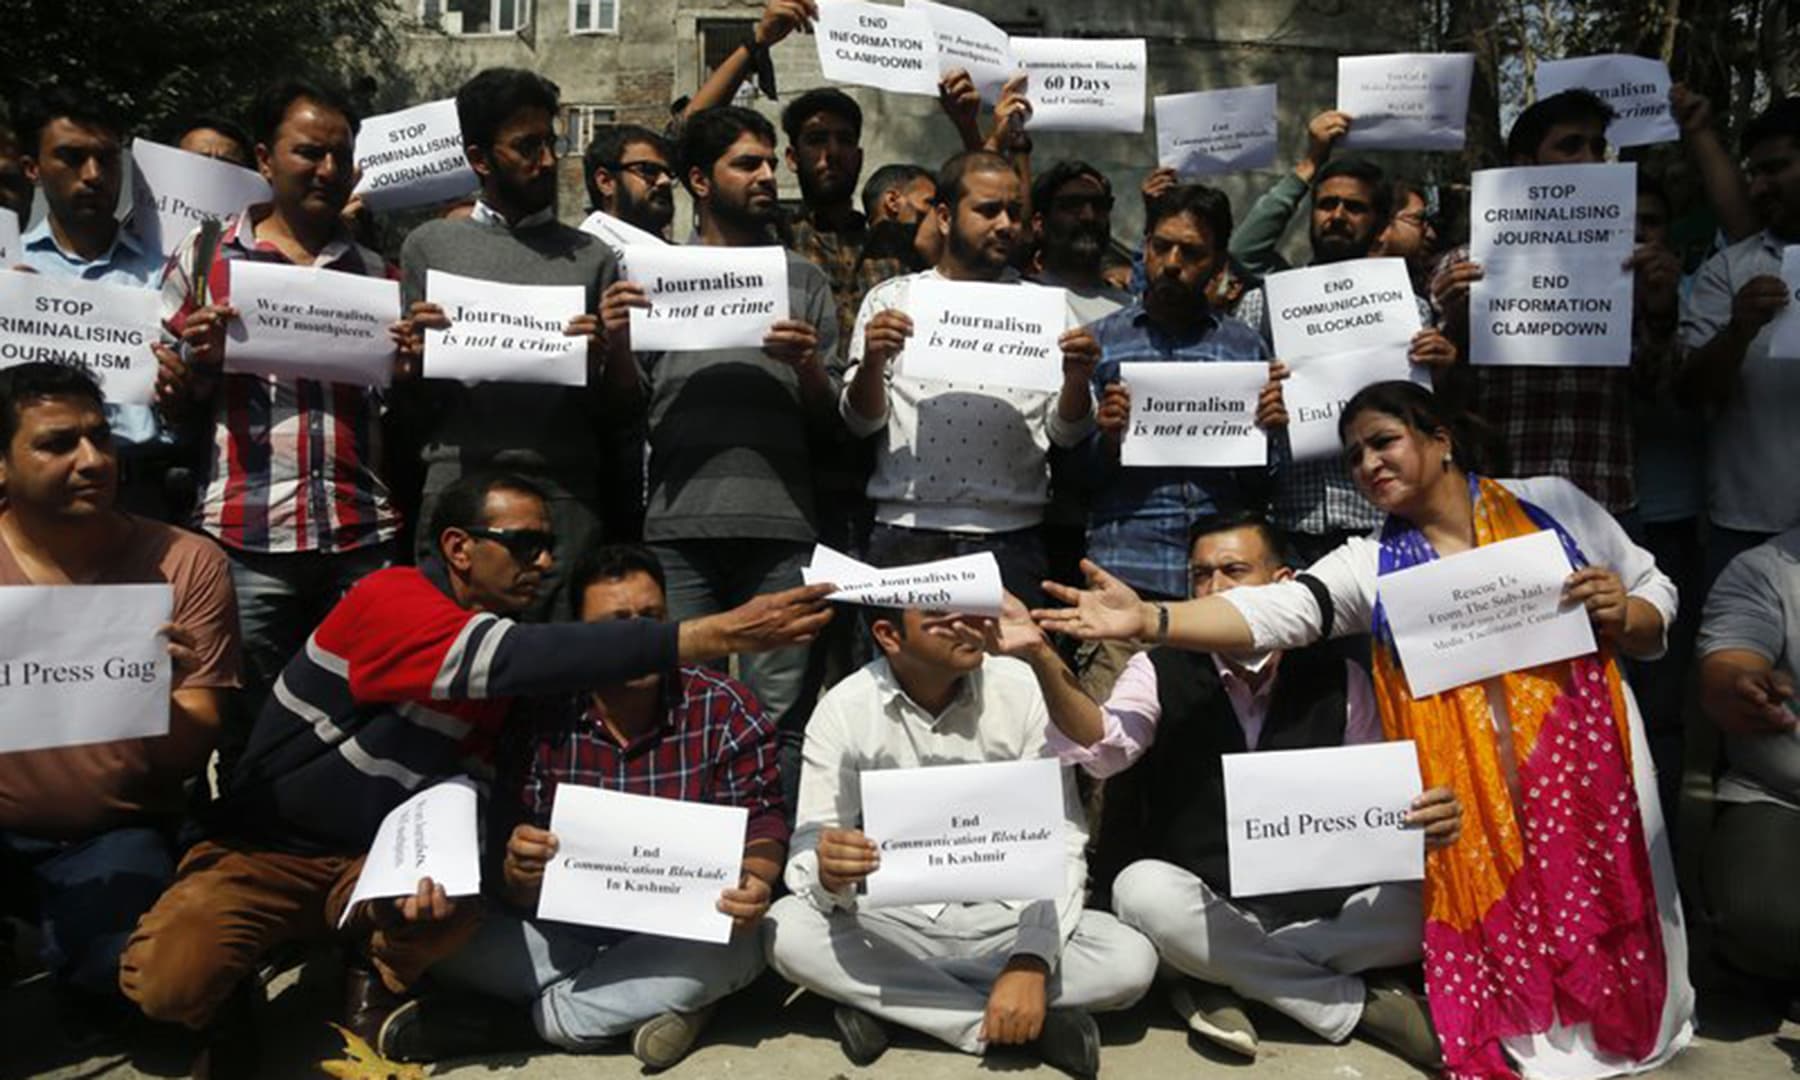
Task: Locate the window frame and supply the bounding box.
[417,0,526,38]
[568,0,620,35]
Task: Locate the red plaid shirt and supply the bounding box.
[497,666,787,855]
[1432,243,1641,514]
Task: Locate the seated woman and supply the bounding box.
[1034,380,1694,1079]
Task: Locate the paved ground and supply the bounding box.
[7,947,1800,1080]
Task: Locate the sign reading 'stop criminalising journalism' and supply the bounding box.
[1469,162,1636,366]
[0,273,161,404]
[353,99,479,212]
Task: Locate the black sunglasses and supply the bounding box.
[464,526,556,563]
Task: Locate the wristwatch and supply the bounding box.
[1153,602,1170,645]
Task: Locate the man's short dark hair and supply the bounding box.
[428,471,549,551]
[1506,89,1615,162]
[1031,159,1111,213]
[1146,183,1234,250]
[166,114,255,160]
[935,150,1014,210]
[456,68,561,153]
[13,87,125,156]
[860,532,964,637]
[861,162,932,217]
[1312,158,1393,225]
[0,363,105,450]
[568,543,668,618]
[1741,96,1800,156]
[781,88,862,142]
[581,123,672,209]
[250,81,361,148]
[1188,509,1294,569]
[677,106,776,192]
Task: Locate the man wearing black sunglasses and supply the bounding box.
[120,469,836,1078]
[579,123,676,250]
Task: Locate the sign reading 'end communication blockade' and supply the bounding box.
[353,99,478,212]
[0,273,161,405]
[1224,741,1425,897]
[1469,163,1636,366]
[860,759,1066,908]
[423,269,587,386]
[815,0,941,96]
[1013,38,1147,134]
[0,584,172,754]
[625,244,789,352]
[1155,85,1279,177]
[1118,361,1268,468]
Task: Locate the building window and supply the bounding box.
[560,105,618,157]
[698,20,759,103]
[570,0,619,34]
[419,0,524,36]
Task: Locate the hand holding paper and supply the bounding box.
[336,778,481,928]
[802,545,1004,617]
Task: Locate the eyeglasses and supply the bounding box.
[1050,193,1114,214]
[615,161,675,184]
[464,526,556,563]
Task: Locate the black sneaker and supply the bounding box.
[1034,1007,1100,1079]
[832,1004,890,1066]
[378,992,541,1063]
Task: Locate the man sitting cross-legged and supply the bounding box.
[765,533,1157,1079]
[993,511,1460,1067]
[385,543,786,1069]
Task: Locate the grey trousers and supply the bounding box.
[1111,859,1424,1041]
[431,912,768,1051]
[765,895,1157,1053]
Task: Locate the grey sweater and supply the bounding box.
[639,249,842,543]
[399,216,619,495]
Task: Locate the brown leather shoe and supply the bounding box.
[343,960,405,1049]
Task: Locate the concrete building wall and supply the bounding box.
[395,0,1418,255]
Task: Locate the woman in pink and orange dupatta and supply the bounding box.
[1037,381,1693,1078]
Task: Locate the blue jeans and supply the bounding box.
[432,913,767,1050]
[0,827,177,998]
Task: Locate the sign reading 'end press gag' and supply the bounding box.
[0,584,173,754]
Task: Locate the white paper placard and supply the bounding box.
[1011,38,1147,134]
[1264,258,1421,361]
[1468,163,1636,367]
[423,269,586,386]
[1380,530,1597,698]
[1155,85,1279,177]
[1224,741,1425,897]
[352,99,478,212]
[0,207,22,267]
[905,0,1015,103]
[1337,53,1476,151]
[860,759,1065,908]
[537,785,748,945]
[1764,246,1800,360]
[226,261,400,387]
[1469,255,1632,367]
[0,272,161,405]
[336,778,482,928]
[625,244,789,352]
[901,277,1064,391]
[1282,347,1425,461]
[815,0,941,96]
[129,138,271,256]
[0,584,172,754]
[1535,54,1678,148]
[1118,361,1268,468]
[802,545,1003,616]
[577,210,666,259]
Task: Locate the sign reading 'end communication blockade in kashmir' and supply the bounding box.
[1469,163,1636,366]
